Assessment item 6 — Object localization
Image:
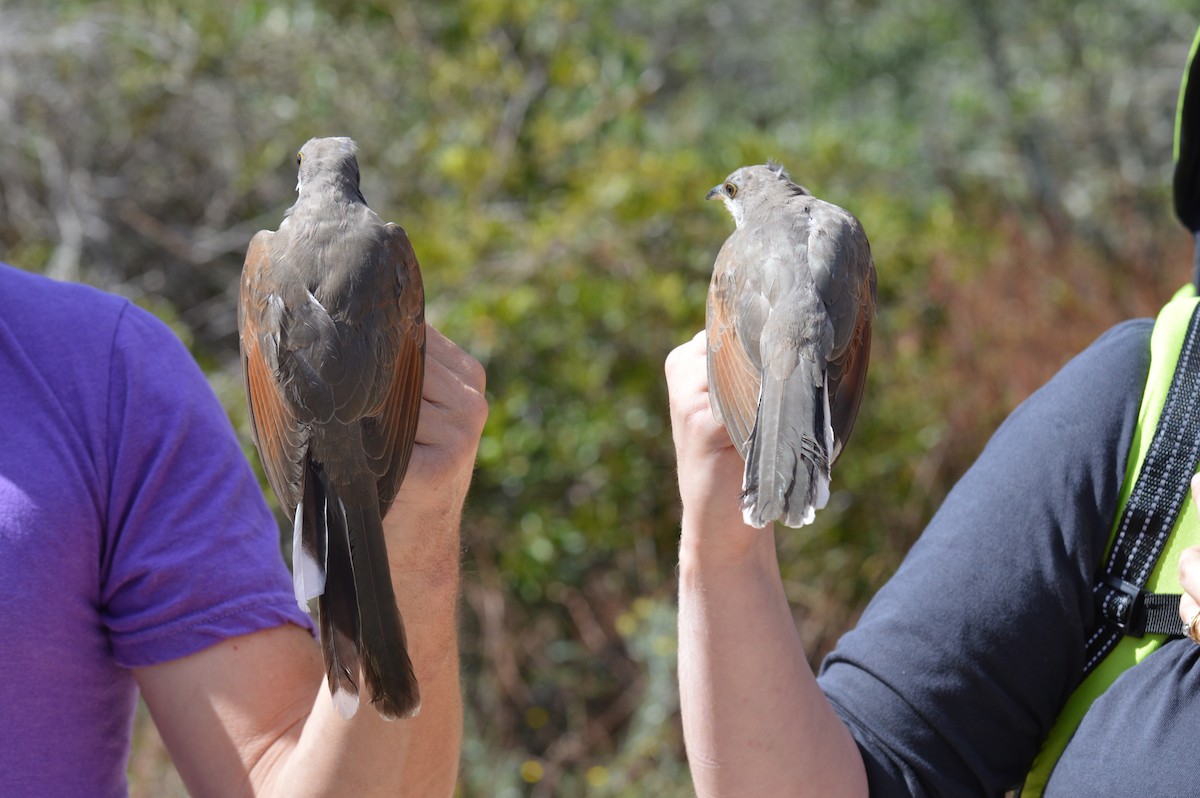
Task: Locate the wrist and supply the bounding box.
[384,500,463,573]
[382,508,463,663]
[389,552,461,678]
[678,513,777,575]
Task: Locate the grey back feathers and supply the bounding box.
[706,163,876,528]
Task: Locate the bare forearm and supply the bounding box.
[138,572,461,798]
[678,529,867,798]
[666,332,868,797]
[268,564,462,797]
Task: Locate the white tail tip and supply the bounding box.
[332,686,360,720]
[291,501,325,610]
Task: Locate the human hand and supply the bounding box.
[1178,475,1200,639]
[1176,472,1200,633]
[665,331,764,560]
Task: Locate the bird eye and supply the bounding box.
[724,182,737,198]
[296,152,303,166]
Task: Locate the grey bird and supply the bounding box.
[239,137,425,719]
[705,162,875,528]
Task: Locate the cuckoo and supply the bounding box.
[706,162,876,528]
[239,137,425,719]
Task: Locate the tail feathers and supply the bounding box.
[742,364,833,529]
[292,493,326,610]
[304,465,420,720]
[340,493,420,719]
[308,468,361,717]
[318,595,362,720]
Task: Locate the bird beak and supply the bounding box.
[706,185,723,201]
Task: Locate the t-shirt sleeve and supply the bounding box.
[816,319,1152,796]
[97,302,313,668]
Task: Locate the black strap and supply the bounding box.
[1085,303,1200,676]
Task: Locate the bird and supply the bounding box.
[705,162,876,528]
[238,136,425,719]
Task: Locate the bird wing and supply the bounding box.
[805,201,877,462]
[361,223,425,519]
[706,239,764,458]
[239,229,308,517]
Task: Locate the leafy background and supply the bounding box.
[1,1,1196,795]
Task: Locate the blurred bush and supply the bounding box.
[0,0,1195,793]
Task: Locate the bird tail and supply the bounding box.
[742,362,832,528]
[299,466,361,718]
[306,464,420,720]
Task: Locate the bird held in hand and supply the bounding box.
[239,136,425,719]
[705,162,876,528]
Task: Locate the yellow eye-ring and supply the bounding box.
[724,182,737,198]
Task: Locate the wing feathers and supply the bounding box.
[363,226,425,520]
[243,344,307,513]
[240,234,308,517]
[827,307,873,463]
[708,328,760,456]
[364,330,424,519]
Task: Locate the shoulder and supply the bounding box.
[0,262,197,364]
[1047,318,1150,394]
[0,263,129,348]
[962,318,1150,540]
[993,318,1150,456]
[0,264,192,417]
[0,265,225,454]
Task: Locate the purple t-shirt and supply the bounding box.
[0,264,313,795]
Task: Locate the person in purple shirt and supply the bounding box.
[0,262,487,796]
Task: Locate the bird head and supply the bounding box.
[294,136,365,202]
[706,161,809,228]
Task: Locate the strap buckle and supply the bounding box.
[1098,574,1147,635]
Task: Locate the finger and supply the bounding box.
[420,332,485,409]
[411,327,488,450]
[425,323,486,393]
[1175,477,1200,629]
[1180,546,1200,610]
[665,331,710,398]
[665,330,707,372]
[665,334,737,458]
[1182,590,1200,627]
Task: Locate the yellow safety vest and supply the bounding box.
[1021,285,1200,795]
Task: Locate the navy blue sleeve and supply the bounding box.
[817,319,1151,796]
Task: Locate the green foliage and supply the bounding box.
[1,0,1196,792]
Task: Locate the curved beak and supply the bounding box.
[705,185,723,201]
